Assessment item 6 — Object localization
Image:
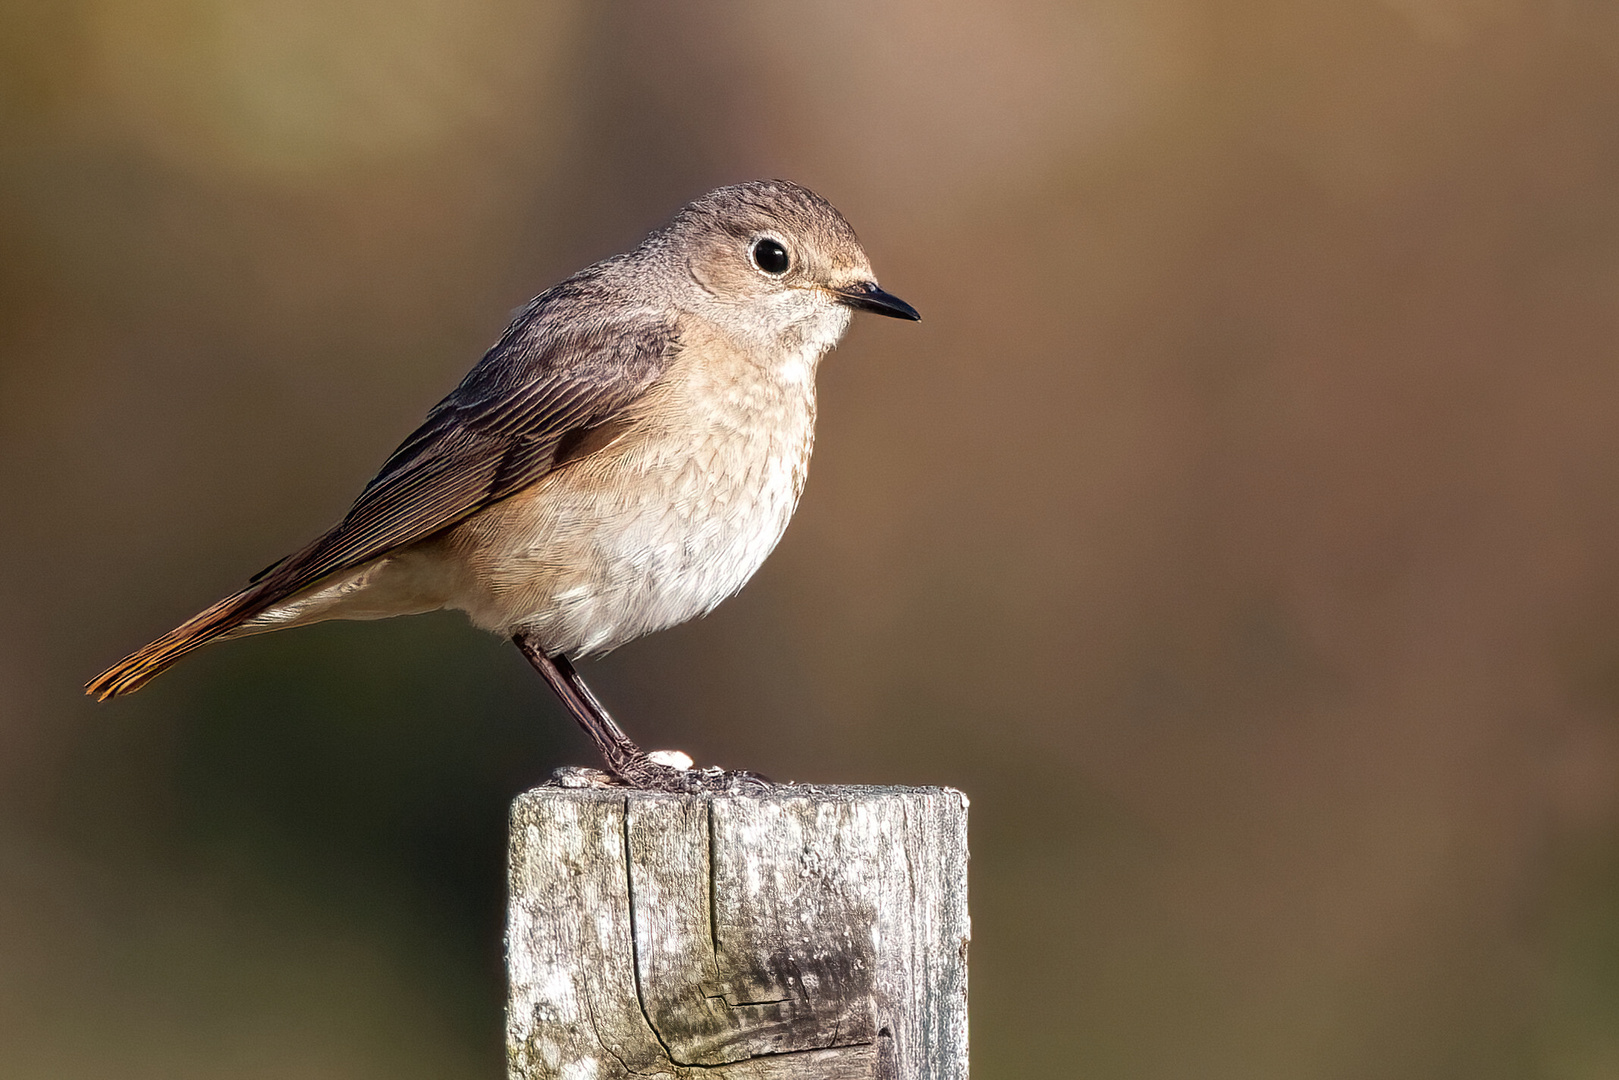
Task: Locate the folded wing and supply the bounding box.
[88,273,678,698]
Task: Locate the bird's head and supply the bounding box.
[652,179,919,356]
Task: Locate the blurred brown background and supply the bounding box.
[4,0,1619,1076]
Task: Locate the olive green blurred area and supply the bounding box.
[5,0,1619,1076]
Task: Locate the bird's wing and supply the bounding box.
[251,280,677,601]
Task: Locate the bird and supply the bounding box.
[86,179,919,791]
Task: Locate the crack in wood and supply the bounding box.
[621,797,685,1068]
[706,994,793,1008]
[586,984,655,1078]
[707,800,722,975]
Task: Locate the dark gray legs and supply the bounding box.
[513,634,770,792]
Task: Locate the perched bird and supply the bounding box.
[87,180,919,790]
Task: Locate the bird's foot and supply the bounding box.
[548,749,773,793]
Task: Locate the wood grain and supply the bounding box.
[507,786,968,1079]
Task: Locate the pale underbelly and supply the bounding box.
[439,423,809,655]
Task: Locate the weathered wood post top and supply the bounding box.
[507,785,969,1079]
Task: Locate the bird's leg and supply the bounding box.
[513,634,770,791]
[513,634,646,778]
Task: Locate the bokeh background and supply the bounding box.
[5,0,1619,1076]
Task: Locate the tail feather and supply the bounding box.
[88,516,360,699]
[86,590,265,700]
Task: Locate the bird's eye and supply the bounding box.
[750,237,791,276]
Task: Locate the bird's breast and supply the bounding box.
[442,338,820,655]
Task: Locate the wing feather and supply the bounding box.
[253,275,676,605]
[87,266,680,699]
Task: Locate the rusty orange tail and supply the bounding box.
[85,590,263,700]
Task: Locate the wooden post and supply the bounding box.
[506,785,969,1079]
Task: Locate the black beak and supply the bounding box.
[834,281,921,321]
